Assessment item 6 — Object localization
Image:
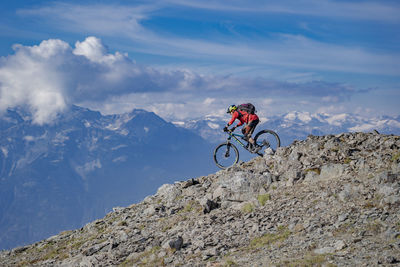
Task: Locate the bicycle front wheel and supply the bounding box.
[213,143,239,169]
[254,130,280,156]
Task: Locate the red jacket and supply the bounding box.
[228,110,259,126]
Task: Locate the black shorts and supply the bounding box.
[245,119,259,136]
[248,119,259,130]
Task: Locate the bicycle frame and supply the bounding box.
[225,130,268,152]
[225,131,249,150]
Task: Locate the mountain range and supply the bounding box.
[175,111,400,146]
[0,105,216,250]
[0,106,399,251]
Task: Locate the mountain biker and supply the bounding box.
[223,104,260,152]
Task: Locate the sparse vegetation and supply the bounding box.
[249,226,291,250]
[363,201,376,209]
[179,200,202,214]
[392,152,400,162]
[332,221,357,236]
[279,253,336,267]
[224,258,238,267]
[118,221,128,227]
[121,246,163,267]
[305,167,321,175]
[366,220,383,235]
[241,203,254,213]
[343,157,352,164]
[257,194,271,206]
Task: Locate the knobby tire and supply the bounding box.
[253,130,281,156]
[213,143,239,169]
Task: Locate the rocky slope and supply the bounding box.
[1,132,399,266]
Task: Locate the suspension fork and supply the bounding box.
[225,136,232,157]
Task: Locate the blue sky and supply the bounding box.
[0,0,399,123]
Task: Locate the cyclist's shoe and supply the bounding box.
[251,145,262,153]
[246,143,253,150]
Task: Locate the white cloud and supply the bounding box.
[23,136,35,142]
[261,98,274,106]
[316,105,347,114]
[0,37,131,123]
[0,39,69,124]
[0,147,8,158]
[203,97,215,105]
[74,36,109,63]
[0,37,203,123]
[18,3,148,36]
[322,96,340,103]
[0,37,374,124]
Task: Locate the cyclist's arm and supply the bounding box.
[227,111,239,126]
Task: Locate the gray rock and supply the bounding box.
[201,199,220,214]
[338,213,348,222]
[338,184,358,202]
[143,206,157,216]
[168,236,183,251]
[319,164,345,181]
[314,246,335,254]
[334,240,346,250]
[379,185,397,197]
[82,241,109,256]
[156,183,182,203]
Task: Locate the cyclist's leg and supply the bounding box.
[246,119,259,145]
[241,126,253,149]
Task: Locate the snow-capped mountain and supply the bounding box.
[173,115,226,142]
[0,106,216,250]
[176,111,400,146]
[266,112,400,145]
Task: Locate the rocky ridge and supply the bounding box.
[1,132,399,266]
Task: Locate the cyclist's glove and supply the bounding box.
[223,126,228,132]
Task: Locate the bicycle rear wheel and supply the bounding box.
[254,130,280,156]
[213,143,239,169]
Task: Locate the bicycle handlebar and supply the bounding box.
[223,129,246,140]
[223,126,236,133]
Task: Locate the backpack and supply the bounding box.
[238,103,256,114]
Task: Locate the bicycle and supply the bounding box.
[213,128,280,169]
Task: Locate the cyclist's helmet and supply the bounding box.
[227,104,237,113]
